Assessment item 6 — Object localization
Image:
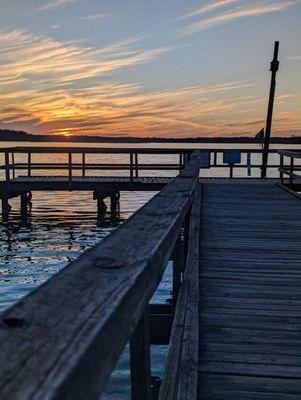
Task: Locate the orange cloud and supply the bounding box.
[0,29,299,138]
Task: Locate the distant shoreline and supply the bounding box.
[1,129,301,144]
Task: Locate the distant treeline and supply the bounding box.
[1,129,301,144]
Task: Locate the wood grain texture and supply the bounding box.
[0,153,200,400]
[198,183,301,400]
[159,184,201,400]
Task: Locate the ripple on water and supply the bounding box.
[0,190,168,399]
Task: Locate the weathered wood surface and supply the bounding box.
[0,176,172,192]
[159,184,201,400]
[0,153,200,400]
[198,183,301,399]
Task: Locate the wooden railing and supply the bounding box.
[0,146,298,183]
[278,150,301,198]
[0,152,201,399]
[0,147,194,184]
[278,150,301,185]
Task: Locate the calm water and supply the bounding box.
[0,141,300,398]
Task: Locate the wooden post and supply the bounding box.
[28,153,31,177]
[2,198,10,223]
[97,196,107,225]
[110,193,118,226]
[280,154,284,183]
[68,152,72,190]
[289,156,294,188]
[183,207,191,267]
[5,151,10,182]
[171,234,182,309]
[230,164,234,179]
[82,153,86,178]
[130,153,134,184]
[214,151,217,167]
[134,153,138,178]
[261,41,280,178]
[130,311,152,400]
[12,153,15,179]
[20,192,28,223]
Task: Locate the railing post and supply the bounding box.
[5,151,10,182]
[289,156,294,188]
[130,152,134,184]
[82,153,86,178]
[171,234,182,309]
[280,154,284,183]
[135,153,139,178]
[28,153,31,177]
[130,311,152,400]
[68,152,72,190]
[183,205,191,266]
[179,153,182,172]
[229,163,234,179]
[247,152,251,177]
[12,153,15,179]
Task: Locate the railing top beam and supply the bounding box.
[277,150,301,159]
[0,146,295,154]
[0,152,200,400]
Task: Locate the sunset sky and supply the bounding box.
[0,0,300,138]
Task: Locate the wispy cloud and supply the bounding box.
[80,14,109,21]
[38,0,77,12]
[178,1,299,35]
[176,0,239,21]
[0,28,298,138]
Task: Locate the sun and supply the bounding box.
[56,129,72,137]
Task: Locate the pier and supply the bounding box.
[0,148,300,399]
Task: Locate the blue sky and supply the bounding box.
[0,0,300,137]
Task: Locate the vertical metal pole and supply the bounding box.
[130,311,152,400]
[261,41,280,178]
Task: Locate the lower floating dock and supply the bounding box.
[198,182,301,399]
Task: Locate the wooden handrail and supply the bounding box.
[159,184,201,399]
[0,152,200,399]
[277,150,301,159]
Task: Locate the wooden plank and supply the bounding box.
[159,184,201,400]
[0,153,200,400]
[198,183,301,399]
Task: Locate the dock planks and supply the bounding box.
[198,183,301,399]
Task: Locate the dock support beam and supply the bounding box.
[130,312,152,400]
[96,197,107,226]
[20,192,29,223]
[1,198,10,224]
[94,191,120,226]
[110,192,120,226]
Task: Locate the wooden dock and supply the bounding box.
[0,150,300,399]
[197,182,301,399]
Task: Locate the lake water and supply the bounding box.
[0,141,300,398]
